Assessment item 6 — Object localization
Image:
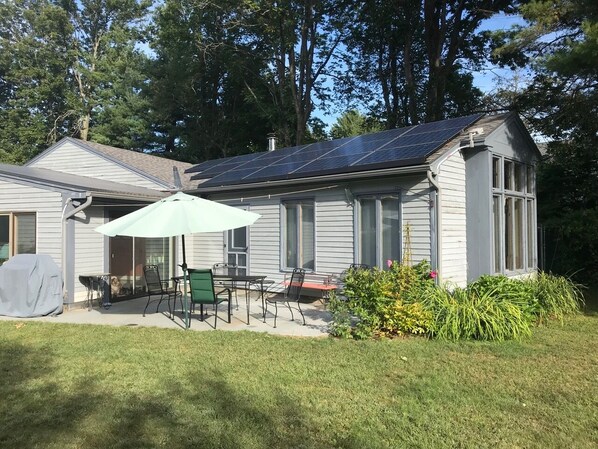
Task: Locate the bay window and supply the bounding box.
[492,156,536,273]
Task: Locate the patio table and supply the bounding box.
[173,269,268,326]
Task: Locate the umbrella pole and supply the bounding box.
[181,235,189,329]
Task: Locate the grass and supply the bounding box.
[0,308,597,448]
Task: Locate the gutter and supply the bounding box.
[61,194,93,302]
[426,129,486,283]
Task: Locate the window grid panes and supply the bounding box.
[505,197,514,271]
[514,163,524,192]
[359,199,377,267]
[0,213,36,265]
[527,199,535,267]
[358,194,400,268]
[526,166,534,194]
[0,215,9,264]
[492,156,536,274]
[492,196,501,273]
[504,160,513,191]
[514,198,524,269]
[284,201,315,270]
[492,157,501,189]
[14,213,36,255]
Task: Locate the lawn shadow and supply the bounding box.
[0,338,359,449]
[0,341,102,448]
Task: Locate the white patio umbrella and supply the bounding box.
[95,191,260,328]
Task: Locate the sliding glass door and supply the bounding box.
[107,210,172,299]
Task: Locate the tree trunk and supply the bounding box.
[79,114,90,141]
[403,34,419,125]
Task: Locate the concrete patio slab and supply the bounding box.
[0,290,332,337]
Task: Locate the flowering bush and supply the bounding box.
[330,260,436,339]
[380,301,434,337]
[330,264,584,341]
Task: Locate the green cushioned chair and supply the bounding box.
[188,268,232,329]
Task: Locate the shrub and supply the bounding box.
[420,286,533,342]
[331,260,436,339]
[331,264,583,341]
[380,301,434,337]
[468,275,539,323]
[327,291,352,339]
[533,272,584,322]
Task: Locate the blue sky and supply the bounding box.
[471,12,528,92]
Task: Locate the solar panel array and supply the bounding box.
[188,113,483,188]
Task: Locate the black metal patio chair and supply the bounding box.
[212,263,239,309]
[262,268,306,328]
[143,265,181,318]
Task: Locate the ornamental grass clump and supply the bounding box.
[419,285,533,342]
[419,273,583,342]
[533,272,584,322]
[468,275,539,323]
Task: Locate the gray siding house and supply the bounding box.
[0,138,193,305]
[0,112,539,310]
[186,112,540,288]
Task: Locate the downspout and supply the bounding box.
[61,194,93,302]
[427,170,442,282]
[428,128,484,283]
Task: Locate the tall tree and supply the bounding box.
[0,0,73,162]
[495,0,598,279]
[0,0,152,163]
[148,0,273,161]
[249,0,348,146]
[60,0,152,146]
[330,110,382,139]
[338,0,515,127]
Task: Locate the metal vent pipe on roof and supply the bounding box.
[267,133,277,152]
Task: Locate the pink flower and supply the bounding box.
[430,271,437,279]
[386,259,393,268]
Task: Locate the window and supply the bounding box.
[514,163,525,192]
[227,226,248,274]
[504,160,513,190]
[492,196,501,273]
[492,157,501,189]
[492,157,536,273]
[283,201,314,270]
[0,212,36,264]
[357,194,400,268]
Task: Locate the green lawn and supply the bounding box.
[1,307,597,448]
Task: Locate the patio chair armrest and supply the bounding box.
[215,287,232,298]
[263,281,286,298]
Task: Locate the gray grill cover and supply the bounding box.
[0,254,63,317]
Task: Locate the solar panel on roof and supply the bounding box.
[390,128,464,146]
[353,142,440,167]
[248,162,310,179]
[228,153,288,171]
[292,153,374,174]
[197,113,484,187]
[186,158,227,174]
[202,167,264,185]
[186,151,260,175]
